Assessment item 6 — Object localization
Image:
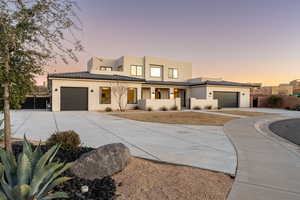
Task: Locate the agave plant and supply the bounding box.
[0,137,73,200]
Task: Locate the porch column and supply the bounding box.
[150,87,155,99]
[170,88,174,99]
[137,87,142,100]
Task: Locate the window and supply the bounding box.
[127,88,137,104]
[174,88,180,98]
[99,66,112,71]
[130,65,143,76]
[100,87,111,104]
[150,66,162,77]
[168,68,178,79]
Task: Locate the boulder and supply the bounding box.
[70,143,131,180]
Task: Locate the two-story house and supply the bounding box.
[48,56,252,111]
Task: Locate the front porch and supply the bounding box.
[138,87,187,110]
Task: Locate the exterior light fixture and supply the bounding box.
[209,92,212,95]
[242,93,245,96]
[54,88,58,92]
[91,89,94,93]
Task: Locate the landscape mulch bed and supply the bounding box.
[12,143,117,200]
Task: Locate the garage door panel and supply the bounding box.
[213,91,239,108]
[60,87,88,111]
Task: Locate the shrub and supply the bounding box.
[267,95,282,108]
[205,105,212,110]
[171,105,178,111]
[193,106,201,110]
[217,106,222,110]
[290,104,300,111]
[160,106,168,111]
[147,107,153,111]
[133,105,139,110]
[47,130,81,151]
[0,137,72,200]
[105,107,112,112]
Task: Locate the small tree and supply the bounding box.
[0,0,82,151]
[112,82,127,112]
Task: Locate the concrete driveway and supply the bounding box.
[9,110,237,175]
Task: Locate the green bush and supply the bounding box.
[267,95,282,108]
[133,105,139,110]
[0,137,72,200]
[193,106,201,110]
[171,105,178,111]
[46,130,81,151]
[160,106,168,111]
[147,107,152,111]
[290,104,300,111]
[105,107,112,112]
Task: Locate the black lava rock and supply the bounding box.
[11,143,117,200]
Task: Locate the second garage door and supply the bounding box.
[213,91,239,108]
[60,87,88,111]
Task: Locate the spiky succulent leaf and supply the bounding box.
[11,184,31,200]
[0,149,17,186]
[30,163,64,196]
[35,145,59,172]
[36,162,73,198]
[0,190,7,200]
[0,176,13,200]
[17,153,31,185]
[40,192,69,200]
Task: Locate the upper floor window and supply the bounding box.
[130,65,143,76]
[168,68,178,79]
[99,66,112,71]
[150,65,162,77]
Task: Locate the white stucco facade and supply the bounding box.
[49,56,252,111]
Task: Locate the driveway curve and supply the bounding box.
[9,110,237,175]
[224,115,300,200]
[269,118,300,146]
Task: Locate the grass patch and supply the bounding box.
[113,111,237,126]
[212,110,269,117]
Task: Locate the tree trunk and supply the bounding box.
[3,82,12,152]
[3,46,12,152]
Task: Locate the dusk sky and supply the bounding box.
[39,0,300,86]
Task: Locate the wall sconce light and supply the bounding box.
[209,92,212,95]
[242,93,245,96]
[54,88,58,92]
[91,89,94,93]
[152,92,155,94]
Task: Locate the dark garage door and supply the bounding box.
[60,87,88,111]
[213,91,239,108]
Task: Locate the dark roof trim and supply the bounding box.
[48,72,253,87]
[190,80,253,87]
[48,72,145,82]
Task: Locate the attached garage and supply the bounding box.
[60,87,88,111]
[213,91,239,108]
